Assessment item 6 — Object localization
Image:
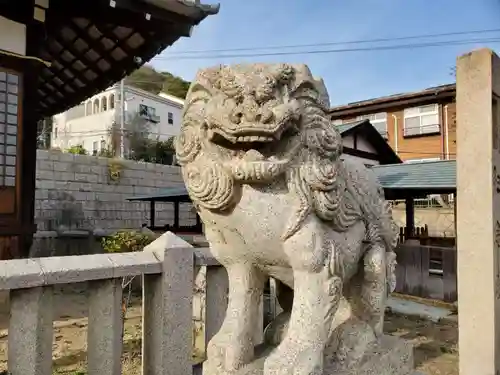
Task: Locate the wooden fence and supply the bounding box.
[395,244,457,302]
[398,225,429,243]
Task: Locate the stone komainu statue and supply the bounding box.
[176,64,413,375]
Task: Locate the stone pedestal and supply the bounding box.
[325,336,414,375]
[233,336,414,375]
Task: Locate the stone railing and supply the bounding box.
[0,246,232,375]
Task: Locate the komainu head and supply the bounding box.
[176,63,342,211]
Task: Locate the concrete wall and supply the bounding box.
[34,149,195,234]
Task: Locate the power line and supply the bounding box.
[152,37,500,61]
[124,35,492,83]
[165,28,500,55]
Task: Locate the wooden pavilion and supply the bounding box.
[0,0,218,259]
[371,159,456,241]
[127,187,203,234]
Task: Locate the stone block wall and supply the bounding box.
[34,150,196,233]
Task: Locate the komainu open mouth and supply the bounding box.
[209,122,298,151]
[210,129,275,146]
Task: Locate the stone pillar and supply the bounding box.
[456,48,500,375]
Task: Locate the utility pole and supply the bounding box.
[119,78,125,158]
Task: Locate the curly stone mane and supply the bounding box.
[176,64,397,246]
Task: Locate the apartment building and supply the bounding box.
[51,84,184,155]
[328,84,456,162]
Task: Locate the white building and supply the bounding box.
[51,84,184,155]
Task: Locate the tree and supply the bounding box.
[98,146,115,158]
[126,65,191,99]
[125,112,152,161]
[106,111,176,164]
[150,137,175,165]
[125,65,165,94]
[161,72,190,99]
[37,117,53,149]
[107,111,150,160]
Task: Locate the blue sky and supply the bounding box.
[151,0,500,106]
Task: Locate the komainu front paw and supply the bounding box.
[204,336,226,375]
[204,329,253,375]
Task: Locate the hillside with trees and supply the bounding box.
[125,65,191,99]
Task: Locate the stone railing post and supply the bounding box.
[8,286,54,375]
[142,247,193,375]
[87,278,124,375]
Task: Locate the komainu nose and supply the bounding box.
[242,97,259,122]
[230,109,243,124]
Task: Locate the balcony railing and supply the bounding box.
[149,114,160,123]
[139,113,160,124]
[403,123,440,137]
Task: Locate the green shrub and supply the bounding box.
[66,144,88,155]
[101,230,154,253]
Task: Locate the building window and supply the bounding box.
[86,101,92,115]
[403,104,440,137]
[168,112,174,125]
[356,112,388,138]
[139,104,149,117]
[100,140,106,150]
[101,97,107,111]
[332,119,343,125]
[139,104,159,123]
[109,94,115,110]
[93,99,100,114]
[54,127,58,139]
[0,71,19,188]
[92,141,98,156]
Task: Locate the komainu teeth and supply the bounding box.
[236,135,275,142]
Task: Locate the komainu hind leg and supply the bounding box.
[324,243,389,371]
[347,242,389,337]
